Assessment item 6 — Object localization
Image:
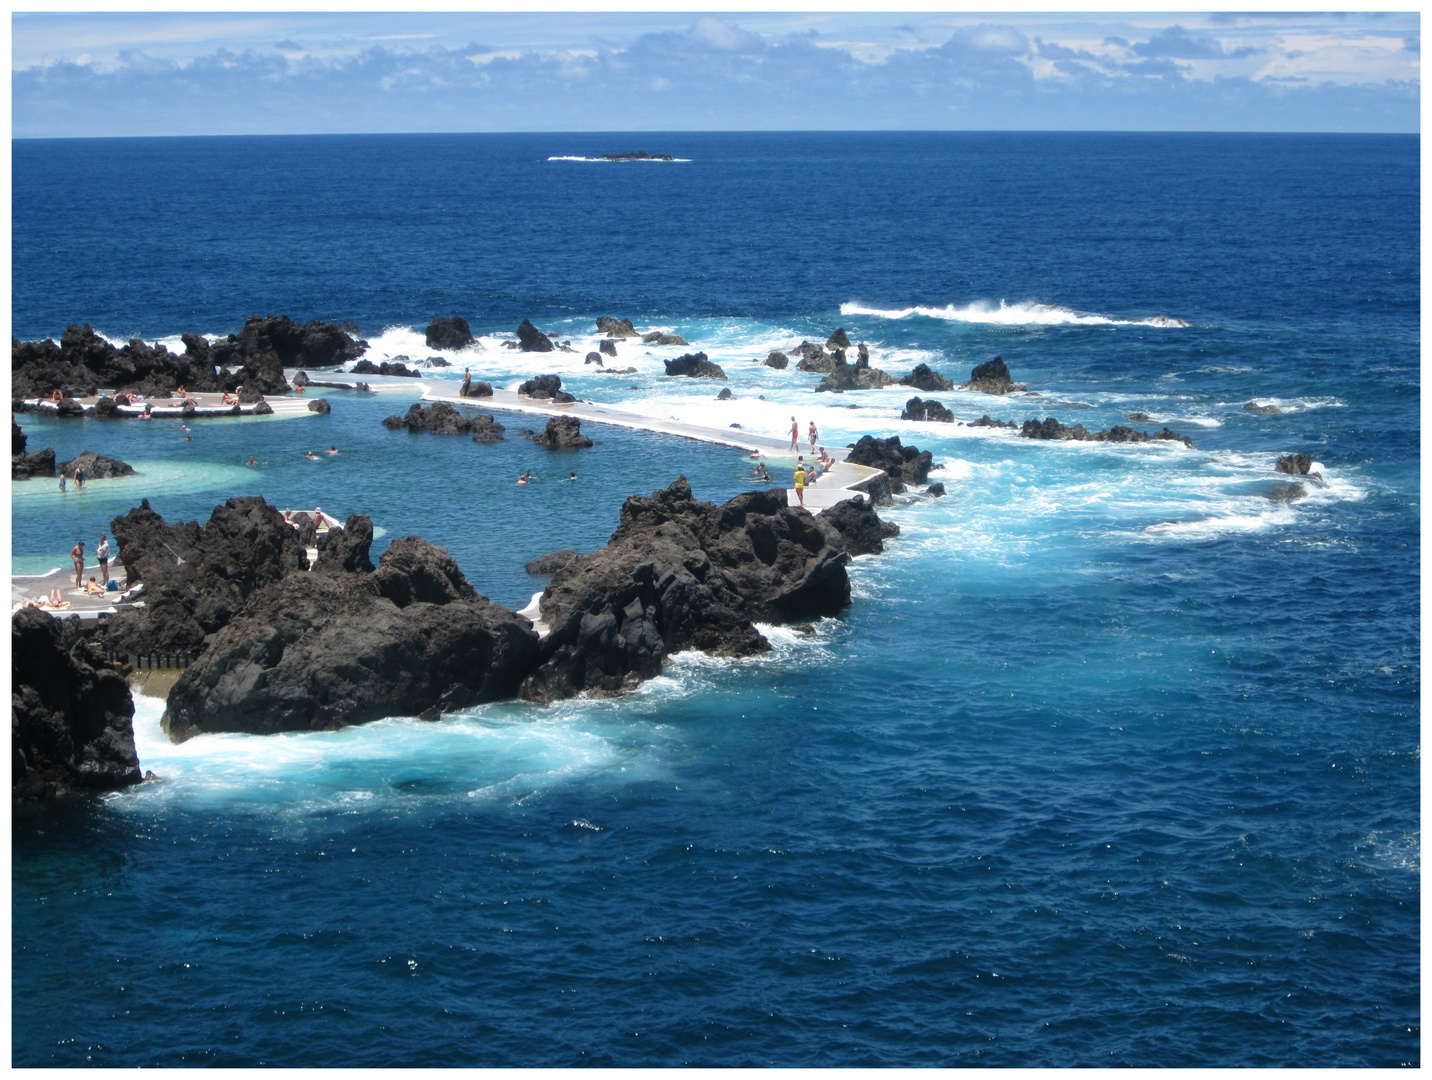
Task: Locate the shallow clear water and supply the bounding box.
[11,132,1419,1066]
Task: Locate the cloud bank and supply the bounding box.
[12,12,1420,136]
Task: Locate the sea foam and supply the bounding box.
[841,299,1188,327]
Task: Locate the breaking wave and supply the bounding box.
[841,300,1188,328]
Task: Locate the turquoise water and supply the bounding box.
[11,132,1419,1066]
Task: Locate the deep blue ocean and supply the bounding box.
[11,132,1419,1066]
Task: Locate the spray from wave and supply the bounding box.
[841,300,1188,328]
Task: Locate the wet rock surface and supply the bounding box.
[531,416,594,449]
[844,435,937,494]
[12,607,141,800]
[664,352,727,379]
[960,357,1025,395]
[900,364,954,392]
[901,397,955,423]
[1020,418,1196,449]
[517,319,555,352]
[425,316,475,351]
[162,534,540,741]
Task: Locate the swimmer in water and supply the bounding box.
[569,471,577,480]
[328,446,338,454]
[305,451,319,460]
[247,456,258,466]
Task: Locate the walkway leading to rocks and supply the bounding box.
[18,392,316,419]
[418,384,887,512]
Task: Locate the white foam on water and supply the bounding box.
[117,690,647,811]
[547,155,692,163]
[841,299,1188,328]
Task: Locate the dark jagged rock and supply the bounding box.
[595,152,676,162]
[11,324,235,400]
[1244,402,1281,414]
[382,401,480,436]
[585,352,604,366]
[664,352,727,379]
[717,388,733,400]
[313,514,376,576]
[469,381,494,399]
[161,538,541,741]
[960,357,1025,395]
[1276,453,1313,476]
[1020,418,1196,449]
[1127,412,1151,422]
[599,340,618,357]
[12,607,141,799]
[900,363,954,392]
[470,415,506,443]
[531,416,593,449]
[857,343,870,367]
[425,316,475,351]
[517,319,555,353]
[307,398,331,414]
[11,423,56,479]
[597,317,638,339]
[210,315,367,395]
[58,450,135,479]
[642,331,689,346]
[292,370,309,387]
[351,359,419,378]
[252,400,274,415]
[794,342,834,373]
[817,357,894,392]
[969,415,1019,429]
[845,435,936,495]
[425,355,453,367]
[520,478,851,703]
[817,497,900,556]
[765,351,789,370]
[901,397,955,423]
[926,482,947,497]
[826,329,851,350]
[100,496,311,659]
[518,374,563,399]
[525,549,578,576]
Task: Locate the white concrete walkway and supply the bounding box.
[418,384,887,511]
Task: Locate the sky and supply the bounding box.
[11,10,1421,137]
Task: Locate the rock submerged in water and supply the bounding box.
[307,398,331,414]
[58,449,136,479]
[1267,482,1306,502]
[597,317,638,338]
[1020,417,1195,449]
[664,352,726,379]
[585,352,604,366]
[960,357,1026,395]
[162,533,542,741]
[599,340,618,357]
[517,319,555,353]
[425,316,475,351]
[12,607,142,800]
[12,423,57,479]
[382,401,505,440]
[1244,401,1281,415]
[1276,453,1313,475]
[642,331,689,346]
[900,364,954,392]
[816,350,894,393]
[531,416,593,449]
[968,415,1019,429]
[525,549,578,576]
[520,478,865,703]
[901,397,954,423]
[764,351,789,370]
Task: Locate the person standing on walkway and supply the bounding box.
[789,416,799,450]
[793,462,807,507]
[808,420,818,452]
[96,534,111,588]
[71,539,85,589]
